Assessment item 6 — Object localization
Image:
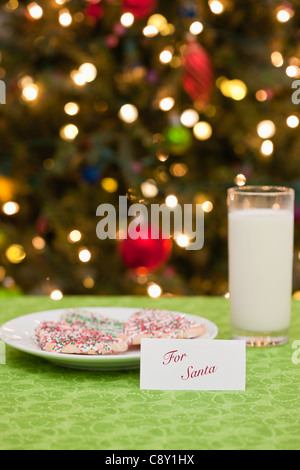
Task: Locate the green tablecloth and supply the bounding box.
[0,295,300,450]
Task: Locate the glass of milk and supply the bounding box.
[227,186,294,346]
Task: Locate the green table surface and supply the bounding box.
[0,295,300,450]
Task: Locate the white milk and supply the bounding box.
[228,208,294,332]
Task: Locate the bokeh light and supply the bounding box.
[27,2,43,19]
[78,63,97,82]
[2,201,19,215]
[193,121,212,140]
[147,283,162,298]
[59,124,79,141]
[120,12,134,27]
[5,244,26,264]
[256,120,276,139]
[50,289,63,300]
[118,104,138,123]
[78,248,92,263]
[68,230,82,243]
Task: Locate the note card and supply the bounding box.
[140,339,246,391]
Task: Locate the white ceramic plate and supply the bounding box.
[0,307,218,370]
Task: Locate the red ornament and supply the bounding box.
[85,1,104,21]
[182,40,214,109]
[121,0,157,19]
[119,227,172,271]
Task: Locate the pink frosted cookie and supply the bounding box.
[120,309,206,345]
[36,321,128,355]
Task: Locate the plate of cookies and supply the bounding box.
[0,307,218,370]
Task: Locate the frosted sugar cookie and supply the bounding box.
[121,309,206,345]
[60,309,125,336]
[36,321,128,355]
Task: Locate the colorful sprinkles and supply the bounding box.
[35,308,206,355]
[122,308,206,344]
[36,310,127,355]
[60,309,125,336]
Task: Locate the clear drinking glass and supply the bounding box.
[227,186,294,346]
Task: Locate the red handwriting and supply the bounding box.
[162,350,217,382]
[181,365,217,380]
[162,350,187,365]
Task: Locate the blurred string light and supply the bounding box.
[32,236,45,250]
[5,0,19,11]
[159,97,174,111]
[147,14,167,30]
[256,120,276,139]
[271,51,284,67]
[170,163,188,177]
[219,78,247,100]
[260,140,274,156]
[83,276,95,289]
[5,244,26,264]
[2,201,19,215]
[78,248,92,263]
[101,177,118,193]
[120,12,134,27]
[50,289,63,301]
[180,109,199,127]
[70,70,86,86]
[286,115,299,128]
[78,63,97,82]
[286,65,300,78]
[175,233,190,248]
[21,82,39,102]
[165,194,178,208]
[70,63,97,86]
[255,89,269,102]
[27,2,43,19]
[147,283,162,298]
[234,174,247,186]
[143,25,158,37]
[159,49,173,64]
[59,124,79,141]
[59,8,72,27]
[141,180,159,198]
[276,5,294,23]
[193,121,212,140]
[147,14,174,35]
[64,102,79,116]
[208,0,224,14]
[118,103,138,123]
[202,201,213,212]
[189,21,203,35]
[156,150,169,162]
[67,230,82,243]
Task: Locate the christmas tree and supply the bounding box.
[0,0,299,299]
